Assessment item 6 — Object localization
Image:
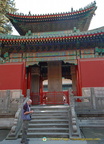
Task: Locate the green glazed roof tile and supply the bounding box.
[0,26,104,40]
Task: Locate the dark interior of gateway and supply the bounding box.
[26,61,73,91]
[43,83,72,91]
[26,61,74,80]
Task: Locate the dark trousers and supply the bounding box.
[21,120,29,143]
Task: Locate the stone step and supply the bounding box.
[19,132,69,138]
[80,124,104,127]
[33,109,68,111]
[32,116,68,119]
[29,123,69,128]
[31,105,69,110]
[32,111,68,115]
[30,119,69,124]
[28,127,69,133]
[79,119,104,127]
[19,105,70,138]
[32,113,68,116]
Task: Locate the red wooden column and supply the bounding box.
[21,62,26,97]
[27,67,31,96]
[39,75,43,105]
[70,65,77,95]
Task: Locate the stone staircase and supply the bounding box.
[20,105,70,138]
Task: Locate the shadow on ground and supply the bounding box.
[0,130,10,141]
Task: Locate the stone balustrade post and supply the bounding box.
[27,89,30,98]
[19,94,24,108]
[6,90,11,113]
[90,87,96,109]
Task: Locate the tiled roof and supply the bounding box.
[5,2,97,35]
[6,1,96,22]
[0,26,104,42]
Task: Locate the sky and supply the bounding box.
[12,0,104,35]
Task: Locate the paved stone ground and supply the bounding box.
[1,138,104,144]
[0,128,104,144]
[0,130,10,141]
[87,140,104,144]
[81,128,104,144]
[81,128,104,139]
[0,138,87,144]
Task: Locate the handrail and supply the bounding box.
[68,87,104,138]
[68,96,81,138]
[6,96,29,139]
[70,87,104,110]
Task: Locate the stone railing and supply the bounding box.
[91,87,104,109]
[68,95,81,138]
[6,97,29,140]
[0,90,24,115]
[73,96,92,109]
[71,87,104,111]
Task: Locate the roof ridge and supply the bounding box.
[7,1,96,17]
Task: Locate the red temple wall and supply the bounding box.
[77,58,104,96]
[0,62,26,95]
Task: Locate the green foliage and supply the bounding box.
[0,0,17,34]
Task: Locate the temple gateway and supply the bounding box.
[0,1,104,105]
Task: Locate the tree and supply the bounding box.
[0,0,17,34]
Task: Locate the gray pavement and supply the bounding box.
[0,138,87,144]
[87,140,104,144]
[0,138,104,144]
[0,128,104,144]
